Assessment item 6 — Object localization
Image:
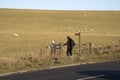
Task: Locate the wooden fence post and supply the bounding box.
[88,42,92,54]
[75,32,81,56]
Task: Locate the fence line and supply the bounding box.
[73,42,120,54]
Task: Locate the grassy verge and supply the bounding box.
[0,52,120,74]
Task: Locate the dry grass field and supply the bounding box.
[0,8,120,74]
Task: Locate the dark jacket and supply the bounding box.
[64,37,75,49]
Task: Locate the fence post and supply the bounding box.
[75,32,81,55]
[88,42,92,54]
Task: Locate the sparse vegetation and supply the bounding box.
[0,9,120,74]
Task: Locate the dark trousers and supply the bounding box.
[50,48,56,54]
[67,48,73,56]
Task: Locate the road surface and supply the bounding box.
[0,61,120,80]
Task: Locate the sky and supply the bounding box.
[0,0,120,10]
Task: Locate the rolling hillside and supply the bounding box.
[0,8,120,54]
[0,9,120,35]
[0,9,120,74]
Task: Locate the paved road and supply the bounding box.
[0,61,120,80]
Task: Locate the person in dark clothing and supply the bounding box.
[64,36,75,56]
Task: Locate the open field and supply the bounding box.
[0,8,120,74]
[0,9,120,34]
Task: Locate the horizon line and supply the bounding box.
[0,8,120,11]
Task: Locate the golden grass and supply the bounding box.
[0,9,120,74]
